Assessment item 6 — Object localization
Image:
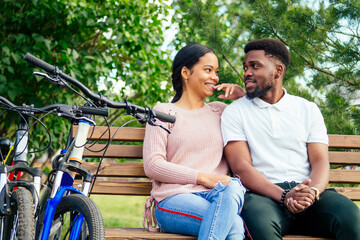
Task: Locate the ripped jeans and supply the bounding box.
[154,178,246,240]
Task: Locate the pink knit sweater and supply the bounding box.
[142,101,229,229]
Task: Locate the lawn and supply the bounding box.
[91,195,360,228]
[91,195,147,228]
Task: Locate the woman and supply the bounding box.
[143,44,246,239]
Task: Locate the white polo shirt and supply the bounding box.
[221,89,329,183]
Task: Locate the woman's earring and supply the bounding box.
[185,79,188,83]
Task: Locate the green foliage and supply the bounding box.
[1,0,172,153]
[172,0,360,134]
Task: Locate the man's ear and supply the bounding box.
[181,66,190,81]
[275,64,285,79]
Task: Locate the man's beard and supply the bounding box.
[246,84,273,99]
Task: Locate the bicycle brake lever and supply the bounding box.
[148,118,171,134]
[33,71,69,88]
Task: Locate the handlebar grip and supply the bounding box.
[24,53,55,73]
[78,106,109,117]
[0,96,16,108]
[152,110,176,123]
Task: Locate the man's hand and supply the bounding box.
[216,84,246,100]
[285,179,316,214]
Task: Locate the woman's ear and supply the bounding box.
[181,66,190,82]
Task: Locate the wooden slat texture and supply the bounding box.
[283,237,332,240]
[83,146,360,163]
[329,151,360,165]
[83,144,143,158]
[329,169,360,183]
[333,187,360,201]
[82,162,145,177]
[328,134,360,149]
[105,228,196,239]
[85,180,359,201]
[72,126,145,141]
[76,179,152,195]
[81,163,360,184]
[104,228,332,240]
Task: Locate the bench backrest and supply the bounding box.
[73,126,360,200]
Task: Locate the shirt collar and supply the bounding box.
[252,88,289,111]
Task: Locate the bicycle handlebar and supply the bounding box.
[23,53,176,124]
[0,96,108,121]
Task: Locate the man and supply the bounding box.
[221,38,360,239]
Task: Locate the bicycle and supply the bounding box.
[0,95,108,239]
[23,52,175,240]
[0,96,44,240]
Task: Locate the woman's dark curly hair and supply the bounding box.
[171,44,215,103]
[244,39,290,69]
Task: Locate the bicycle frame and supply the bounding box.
[0,116,42,202]
[39,120,93,240]
[0,114,42,239]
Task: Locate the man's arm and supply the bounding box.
[285,142,329,213]
[224,141,284,202]
[307,142,329,192]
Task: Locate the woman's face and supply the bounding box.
[185,52,219,99]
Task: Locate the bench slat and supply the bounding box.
[328,134,360,149]
[105,228,196,239]
[104,228,332,240]
[77,180,151,195]
[83,145,142,158]
[81,162,360,184]
[283,237,332,240]
[83,145,360,165]
[73,129,360,149]
[82,162,145,177]
[329,151,360,165]
[329,169,360,183]
[333,187,360,201]
[72,126,145,141]
[84,180,360,200]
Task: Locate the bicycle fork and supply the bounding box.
[40,120,93,240]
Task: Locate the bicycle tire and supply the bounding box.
[49,193,104,240]
[3,187,35,240]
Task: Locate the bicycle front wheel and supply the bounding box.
[5,187,35,240]
[49,193,105,240]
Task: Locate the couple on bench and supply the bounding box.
[142,39,360,240]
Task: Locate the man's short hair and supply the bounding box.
[244,39,290,69]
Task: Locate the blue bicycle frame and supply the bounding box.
[41,184,85,240]
[39,120,93,240]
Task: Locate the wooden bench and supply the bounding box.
[73,126,360,240]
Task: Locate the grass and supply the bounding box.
[92,195,360,228]
[90,195,147,228]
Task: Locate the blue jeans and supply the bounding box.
[154,178,246,240]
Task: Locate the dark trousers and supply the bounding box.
[242,183,360,240]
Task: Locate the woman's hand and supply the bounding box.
[196,172,231,189]
[215,83,246,100]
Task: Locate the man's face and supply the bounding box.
[242,50,277,99]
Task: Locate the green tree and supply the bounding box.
[172,0,360,134]
[1,0,172,153]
